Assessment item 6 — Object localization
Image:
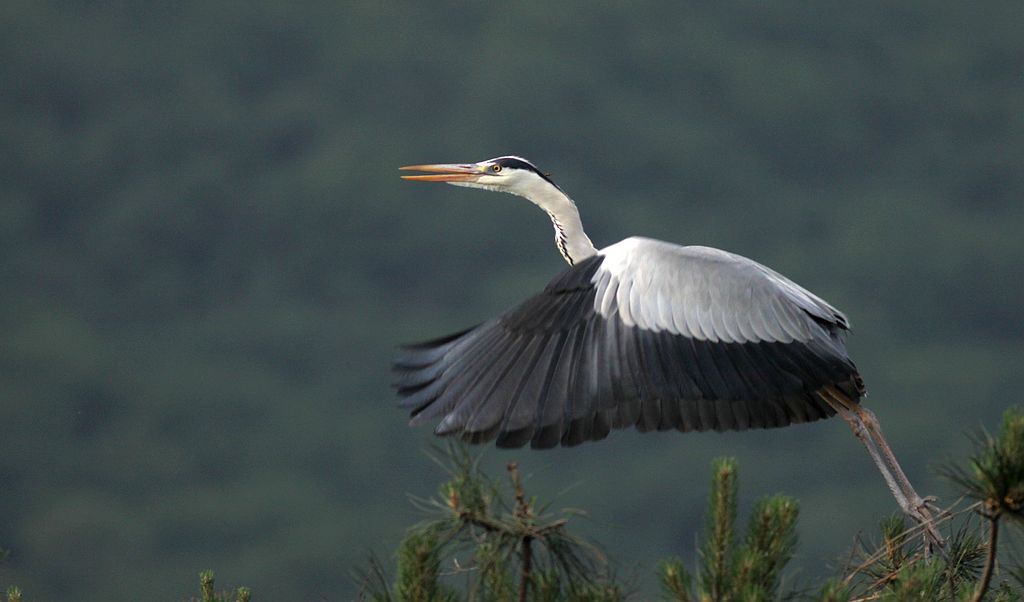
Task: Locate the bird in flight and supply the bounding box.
[396,155,942,545]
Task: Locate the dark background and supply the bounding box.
[1,1,1022,599]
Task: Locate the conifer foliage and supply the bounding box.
[348,408,1024,601]
[4,410,1024,600]
[660,457,800,601]
[356,444,622,601]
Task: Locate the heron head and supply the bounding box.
[400,156,556,195]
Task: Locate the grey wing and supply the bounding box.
[394,237,863,449]
[596,237,850,342]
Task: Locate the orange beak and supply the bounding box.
[399,163,486,183]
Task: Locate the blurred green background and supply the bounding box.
[1,1,1022,599]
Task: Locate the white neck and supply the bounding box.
[542,195,598,266]
[462,175,597,265]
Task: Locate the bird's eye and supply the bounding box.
[491,164,502,173]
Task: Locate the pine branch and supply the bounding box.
[734,495,799,596]
[699,457,738,600]
[658,557,692,602]
[395,529,456,602]
[970,515,999,602]
[509,462,534,602]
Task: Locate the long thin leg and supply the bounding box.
[819,387,945,548]
[854,405,939,512]
[853,404,944,543]
[826,395,909,510]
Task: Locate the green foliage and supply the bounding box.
[474,540,516,602]
[810,579,852,602]
[833,505,1024,601]
[2,552,19,602]
[395,530,457,602]
[665,457,801,601]
[700,457,738,600]
[358,444,622,601]
[361,450,806,601]
[862,515,913,583]
[734,495,799,598]
[360,426,1024,602]
[991,582,1022,602]
[186,570,251,602]
[942,407,1024,522]
[658,558,692,602]
[877,560,947,602]
[200,570,215,601]
[6,407,1024,600]
[942,522,986,593]
[933,406,1024,601]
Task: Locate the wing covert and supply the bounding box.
[595,237,850,344]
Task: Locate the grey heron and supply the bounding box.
[395,155,942,544]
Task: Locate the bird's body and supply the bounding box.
[397,155,941,545]
[396,236,862,449]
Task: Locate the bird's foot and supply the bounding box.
[903,495,946,553]
[919,495,945,516]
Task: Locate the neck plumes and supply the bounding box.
[513,178,597,265]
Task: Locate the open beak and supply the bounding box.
[399,163,485,182]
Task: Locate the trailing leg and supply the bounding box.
[819,387,944,548]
